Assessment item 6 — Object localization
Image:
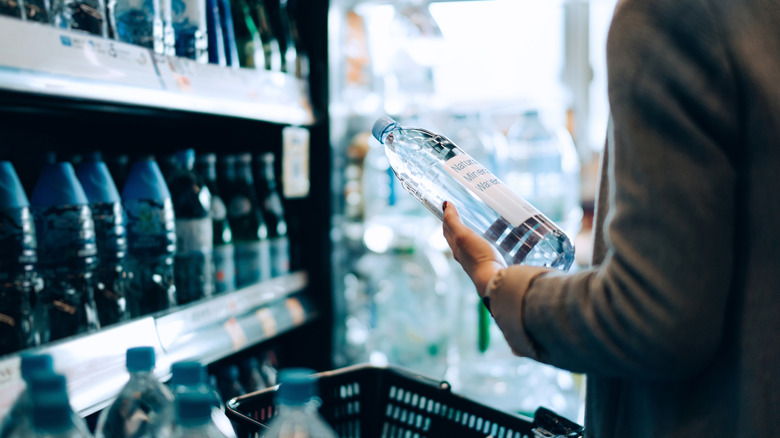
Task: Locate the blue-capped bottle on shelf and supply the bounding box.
[261,368,337,438]
[169,361,235,438]
[167,149,214,305]
[372,116,575,270]
[0,354,54,437]
[195,153,235,294]
[12,382,92,438]
[75,153,129,327]
[95,346,175,438]
[170,392,233,438]
[30,161,100,343]
[109,0,164,52]
[172,0,208,62]
[0,161,41,356]
[121,156,177,318]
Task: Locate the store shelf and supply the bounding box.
[0,271,316,418]
[0,16,314,125]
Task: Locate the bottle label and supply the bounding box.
[270,236,289,277]
[124,198,176,258]
[442,153,539,228]
[213,243,236,293]
[33,204,98,274]
[234,240,271,287]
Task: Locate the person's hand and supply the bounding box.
[442,201,507,295]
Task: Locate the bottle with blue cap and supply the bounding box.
[372,116,575,270]
[170,392,232,438]
[30,161,100,343]
[261,368,337,438]
[0,354,54,437]
[75,152,129,327]
[165,149,214,305]
[121,156,177,318]
[9,388,92,438]
[168,361,235,437]
[95,346,175,438]
[0,161,41,356]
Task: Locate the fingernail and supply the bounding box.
[442,201,448,211]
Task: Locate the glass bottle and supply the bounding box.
[30,162,100,344]
[253,152,288,277]
[372,116,575,270]
[0,161,40,356]
[249,0,280,71]
[228,0,261,68]
[195,153,235,294]
[75,153,129,327]
[225,153,270,287]
[166,149,214,305]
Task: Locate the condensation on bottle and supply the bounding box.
[372,116,575,270]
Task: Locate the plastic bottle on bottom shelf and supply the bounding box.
[30,162,101,343]
[75,153,130,327]
[195,153,235,294]
[95,346,175,438]
[169,362,236,438]
[170,393,232,438]
[371,116,575,270]
[7,392,91,438]
[253,152,289,278]
[0,161,41,356]
[166,149,215,305]
[225,153,271,287]
[121,156,177,318]
[260,368,337,438]
[50,0,108,37]
[503,109,583,239]
[0,354,54,437]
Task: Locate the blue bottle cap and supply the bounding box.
[21,354,54,381]
[121,158,171,201]
[0,161,30,209]
[76,160,121,204]
[170,361,204,387]
[372,116,399,144]
[28,373,68,397]
[31,393,72,432]
[276,368,317,405]
[126,346,156,372]
[175,149,196,171]
[175,392,213,423]
[30,162,88,207]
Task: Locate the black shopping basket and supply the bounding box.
[225,363,584,438]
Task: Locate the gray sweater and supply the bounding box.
[484,0,780,436]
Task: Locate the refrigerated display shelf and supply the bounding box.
[0,271,316,418]
[0,16,314,125]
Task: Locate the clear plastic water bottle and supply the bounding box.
[172,0,208,62]
[0,354,54,437]
[261,368,337,438]
[169,362,235,438]
[0,161,40,356]
[121,156,177,318]
[195,153,235,294]
[75,153,129,327]
[372,116,575,270]
[253,152,289,278]
[30,162,101,343]
[9,372,92,438]
[9,392,92,438]
[50,0,108,37]
[503,109,583,239]
[169,393,231,438]
[167,149,214,305]
[95,346,174,438]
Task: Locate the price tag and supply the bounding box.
[285,297,305,325]
[223,317,247,351]
[255,308,278,338]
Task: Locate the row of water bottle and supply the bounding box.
[0,0,307,76]
[0,349,334,438]
[0,149,289,357]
